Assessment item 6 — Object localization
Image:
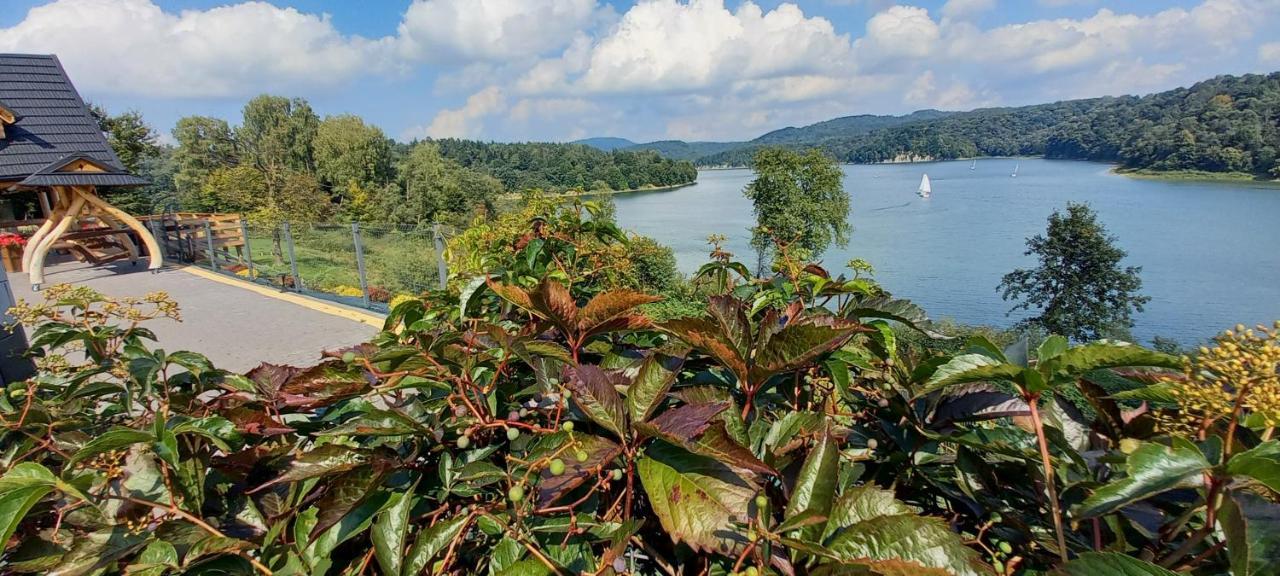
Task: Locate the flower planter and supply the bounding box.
[0,243,23,273]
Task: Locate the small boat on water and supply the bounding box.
[917,173,931,198]
[1011,162,1019,178]
[970,159,976,170]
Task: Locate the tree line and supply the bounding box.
[90,96,698,227]
[692,72,1280,177]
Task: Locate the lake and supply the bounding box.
[608,158,1280,345]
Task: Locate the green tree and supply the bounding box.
[171,116,237,210]
[89,105,159,174]
[204,165,327,263]
[381,142,500,228]
[313,114,393,216]
[237,95,319,176]
[743,147,849,269]
[1000,202,1150,341]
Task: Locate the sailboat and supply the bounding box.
[1011,162,1019,178]
[917,173,931,198]
[970,159,976,170]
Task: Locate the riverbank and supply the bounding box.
[499,181,697,200]
[1112,167,1277,183]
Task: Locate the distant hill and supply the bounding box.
[578,72,1280,177]
[571,137,636,151]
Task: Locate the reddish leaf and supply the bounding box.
[579,290,661,329]
[276,361,373,409]
[637,402,727,442]
[536,434,623,506]
[563,365,628,439]
[309,462,391,539]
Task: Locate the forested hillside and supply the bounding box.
[90,96,697,225]
[600,72,1280,177]
[433,139,696,192]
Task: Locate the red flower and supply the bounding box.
[0,233,27,248]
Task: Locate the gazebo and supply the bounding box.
[0,53,161,289]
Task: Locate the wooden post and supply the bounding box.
[28,192,86,287]
[22,188,65,271]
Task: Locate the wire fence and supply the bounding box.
[151,215,451,314]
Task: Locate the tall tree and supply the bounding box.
[237,95,319,176]
[89,105,162,214]
[743,147,849,269]
[1000,202,1150,341]
[204,164,327,263]
[313,115,393,221]
[379,142,500,228]
[171,116,237,211]
[90,105,160,174]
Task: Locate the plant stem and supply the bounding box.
[1027,395,1069,563]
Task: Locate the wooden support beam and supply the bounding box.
[28,192,86,286]
[24,186,163,288]
[76,187,161,271]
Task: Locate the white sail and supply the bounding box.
[1011,162,1019,178]
[970,159,976,170]
[917,173,931,197]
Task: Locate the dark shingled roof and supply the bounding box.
[19,152,147,187]
[0,54,132,184]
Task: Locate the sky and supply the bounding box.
[2,0,1278,145]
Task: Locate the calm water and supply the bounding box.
[609,159,1280,345]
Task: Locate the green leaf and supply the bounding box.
[372,489,415,576]
[125,540,178,576]
[916,354,1022,398]
[1228,441,1280,493]
[0,463,58,548]
[65,428,155,468]
[254,445,368,491]
[403,514,470,576]
[1038,342,1180,386]
[46,528,147,576]
[1036,335,1069,362]
[302,491,391,571]
[562,364,628,439]
[1076,438,1209,518]
[825,513,988,576]
[845,296,949,339]
[310,464,391,540]
[319,409,429,437]
[785,425,840,541]
[1219,491,1280,576]
[636,441,757,553]
[821,485,913,543]
[170,416,243,452]
[1050,552,1178,575]
[626,352,683,423]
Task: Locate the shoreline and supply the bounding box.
[1110,167,1278,184]
[500,181,697,200]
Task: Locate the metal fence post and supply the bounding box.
[283,221,303,292]
[147,219,163,262]
[351,222,371,308]
[202,220,216,271]
[432,223,448,290]
[239,217,255,281]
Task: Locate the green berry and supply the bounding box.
[562,421,574,432]
[562,389,572,400]
[993,559,1004,573]
[744,566,759,576]
[746,529,757,542]
[506,427,521,441]
[755,494,768,509]
[341,351,356,363]
[508,485,525,503]
[456,435,471,449]
[610,469,623,481]
[989,512,1002,523]
[998,541,1012,554]
[865,439,878,450]
[575,450,589,463]
[549,459,566,476]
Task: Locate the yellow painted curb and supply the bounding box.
[177,266,386,328]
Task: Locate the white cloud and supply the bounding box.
[508,98,596,122]
[1261,42,1280,65]
[904,71,994,109]
[855,6,940,66]
[411,86,506,139]
[576,0,853,93]
[396,0,604,63]
[941,0,996,21]
[0,0,392,98]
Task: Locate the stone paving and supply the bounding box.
[7,258,380,372]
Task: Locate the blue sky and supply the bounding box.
[2,0,1276,144]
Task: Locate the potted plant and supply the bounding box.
[0,233,26,272]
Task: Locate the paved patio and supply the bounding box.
[7,258,381,372]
